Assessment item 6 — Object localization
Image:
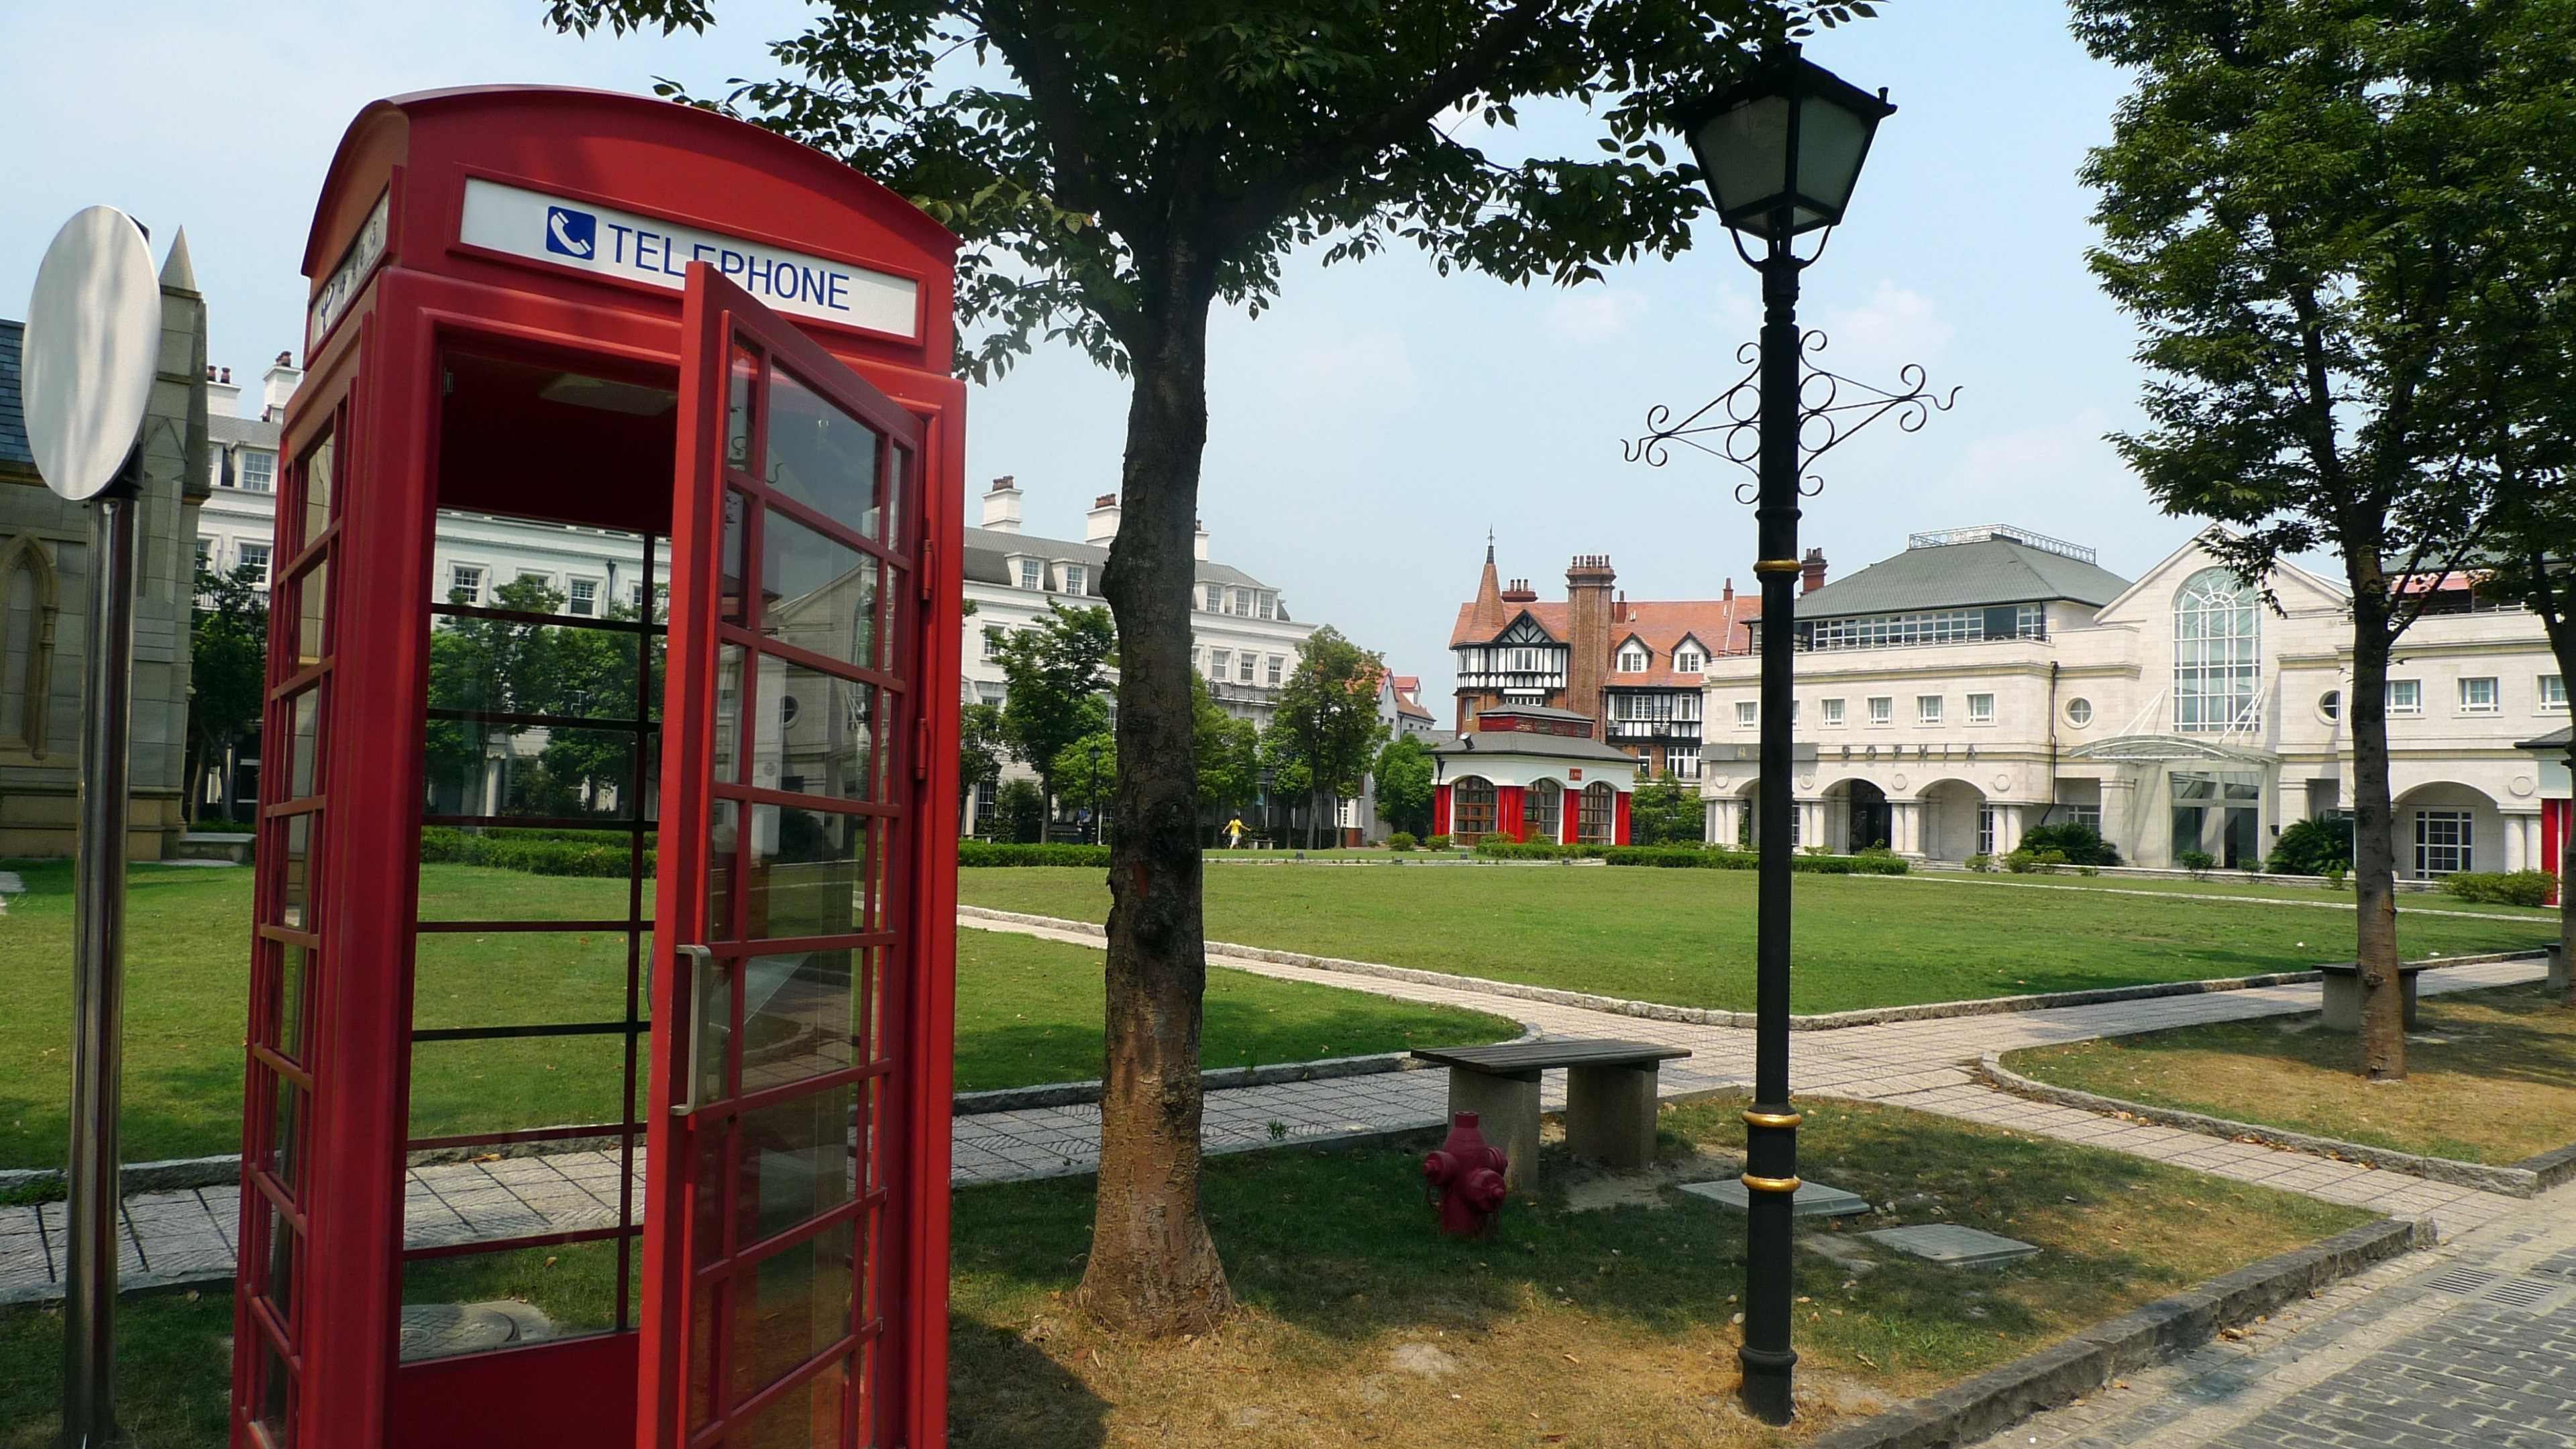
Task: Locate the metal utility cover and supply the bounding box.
[22,206,162,501]
[1679,1179,1874,1218]
[1861,1224,2040,1267]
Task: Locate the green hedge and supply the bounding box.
[419,826,648,879]
[957,841,1112,868]
[1472,841,1610,860]
[2438,870,2557,908]
[1603,845,1909,875]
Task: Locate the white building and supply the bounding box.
[1700,524,2570,877]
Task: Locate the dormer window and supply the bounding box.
[1016,557,1042,590]
[1676,649,1703,673]
[1061,563,1087,596]
[1617,645,1649,673]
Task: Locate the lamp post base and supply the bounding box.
[1739,1342,1799,1425]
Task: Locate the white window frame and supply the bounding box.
[2542,674,2568,713]
[566,578,600,617]
[448,563,484,604]
[2457,676,2498,714]
[1258,592,1277,621]
[239,543,273,590]
[2174,568,2261,733]
[1917,695,1943,725]
[1978,806,1997,856]
[1203,582,1223,612]
[2413,809,2472,877]
[2387,679,2422,716]
[237,449,276,494]
[1236,653,1255,684]
[1265,655,1283,687]
[1966,692,1994,724]
[2065,697,2094,727]
[1061,563,1087,596]
[1017,557,1043,590]
[1866,696,1892,726]
[1676,649,1703,674]
[1618,647,1648,674]
[1735,700,1758,728]
[1210,649,1232,679]
[1821,698,1845,727]
[1669,747,1701,780]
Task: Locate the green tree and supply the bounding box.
[426,574,643,818]
[987,601,1116,812]
[185,561,269,826]
[996,777,1047,844]
[549,0,1852,1332]
[1051,728,1120,823]
[959,700,1007,832]
[2478,478,2576,1006]
[1268,628,1389,850]
[1628,770,1701,847]
[2074,0,2567,1078]
[1193,674,1261,818]
[1370,733,1436,839]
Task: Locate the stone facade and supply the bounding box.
[0,235,211,859]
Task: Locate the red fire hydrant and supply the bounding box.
[1423,1112,1509,1236]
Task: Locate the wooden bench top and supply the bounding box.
[2315,961,2428,978]
[1411,1038,1693,1077]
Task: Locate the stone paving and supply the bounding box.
[1961,1190,2576,1449]
[0,912,2545,1307]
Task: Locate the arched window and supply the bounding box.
[1577,781,1617,845]
[1450,775,1497,843]
[2174,567,2260,733]
[1525,778,1563,843]
[0,537,58,757]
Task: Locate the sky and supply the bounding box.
[1,1,2176,704]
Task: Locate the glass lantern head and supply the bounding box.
[1682,46,1895,240]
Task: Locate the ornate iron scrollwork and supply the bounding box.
[1622,328,1958,503]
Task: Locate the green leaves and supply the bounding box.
[986,601,1117,799]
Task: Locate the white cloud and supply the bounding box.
[1815,281,1955,379]
[1262,325,1419,415]
[1545,288,1652,343]
[1939,407,2123,504]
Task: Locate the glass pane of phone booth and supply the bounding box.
[404,351,676,1360]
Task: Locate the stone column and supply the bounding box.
[1997,803,2027,855]
[2505,814,2528,874]
[1891,800,1921,857]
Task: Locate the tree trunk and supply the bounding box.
[1078,253,1232,1336]
[2562,741,2573,1010]
[2346,580,2406,1079]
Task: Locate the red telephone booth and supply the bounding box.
[230,87,964,1449]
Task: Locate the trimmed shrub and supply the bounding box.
[1387,832,1418,851]
[2266,815,2355,877]
[957,841,1112,868]
[417,826,645,879]
[1473,841,1609,860]
[1424,834,1452,851]
[1964,853,1994,873]
[2004,849,2068,875]
[2438,870,2556,908]
[1601,846,1907,875]
[2177,850,2217,876]
[2019,821,2120,867]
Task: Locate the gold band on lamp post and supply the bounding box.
[1752,557,1804,574]
[1742,1110,1803,1130]
[1739,1173,1803,1193]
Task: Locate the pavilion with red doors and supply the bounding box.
[1432,706,1636,846]
[231,87,964,1449]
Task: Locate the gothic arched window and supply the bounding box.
[0,537,58,756]
[2174,567,2260,733]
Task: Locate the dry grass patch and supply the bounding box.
[948,1096,2373,1447]
[2002,981,2576,1165]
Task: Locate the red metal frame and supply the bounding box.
[240,87,963,1449]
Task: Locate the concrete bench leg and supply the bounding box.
[1564,1064,1658,1169]
[2402,971,2419,1030]
[2548,947,2566,996]
[2321,973,2360,1031]
[1449,1069,1542,1193]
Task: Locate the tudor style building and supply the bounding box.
[1431,704,1636,845]
[1448,543,1769,779]
[1701,523,2572,879]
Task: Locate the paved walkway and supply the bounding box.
[0,915,2544,1305]
[1963,1189,2576,1448]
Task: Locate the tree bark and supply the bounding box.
[2345,572,2406,1080]
[1078,246,1233,1336]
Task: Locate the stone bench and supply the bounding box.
[2317,962,2424,1032]
[1410,1039,1691,1190]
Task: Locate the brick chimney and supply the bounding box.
[1085,493,1120,545]
[1564,553,1617,729]
[1500,577,1538,604]
[981,476,1023,533]
[1801,547,1828,595]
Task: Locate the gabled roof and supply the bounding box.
[0,321,31,470]
[1794,536,2133,619]
[1450,596,1759,657]
[1433,730,1638,765]
[210,413,282,449]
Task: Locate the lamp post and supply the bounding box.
[1677,46,1893,1427]
[1088,739,1105,845]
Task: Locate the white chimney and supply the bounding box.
[1085,493,1120,547]
[981,476,1023,533]
[261,352,303,422]
[1193,518,1209,561]
[205,365,242,419]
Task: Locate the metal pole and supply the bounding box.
[1738,231,1804,1426]
[63,454,141,1448]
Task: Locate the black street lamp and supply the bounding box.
[1087,739,1106,845]
[1678,45,1893,1428]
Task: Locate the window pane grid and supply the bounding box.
[2174,569,2261,733]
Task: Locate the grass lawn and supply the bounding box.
[959,866,2560,1014]
[947,1094,2374,1446]
[0,1095,2375,1448]
[0,861,1514,1171]
[2000,981,2576,1166]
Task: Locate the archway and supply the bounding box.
[1577,780,1618,845]
[1525,777,1563,844]
[1917,778,1989,862]
[1451,775,1498,844]
[1822,779,1889,854]
[2393,782,2503,880]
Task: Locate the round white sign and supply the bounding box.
[22,207,162,502]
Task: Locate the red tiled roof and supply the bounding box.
[1448,597,1760,665]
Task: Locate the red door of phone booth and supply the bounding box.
[233,88,962,1449]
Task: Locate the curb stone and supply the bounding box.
[957,906,2540,1032]
[1977,1053,2576,1199]
[1807,1216,2434,1449]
